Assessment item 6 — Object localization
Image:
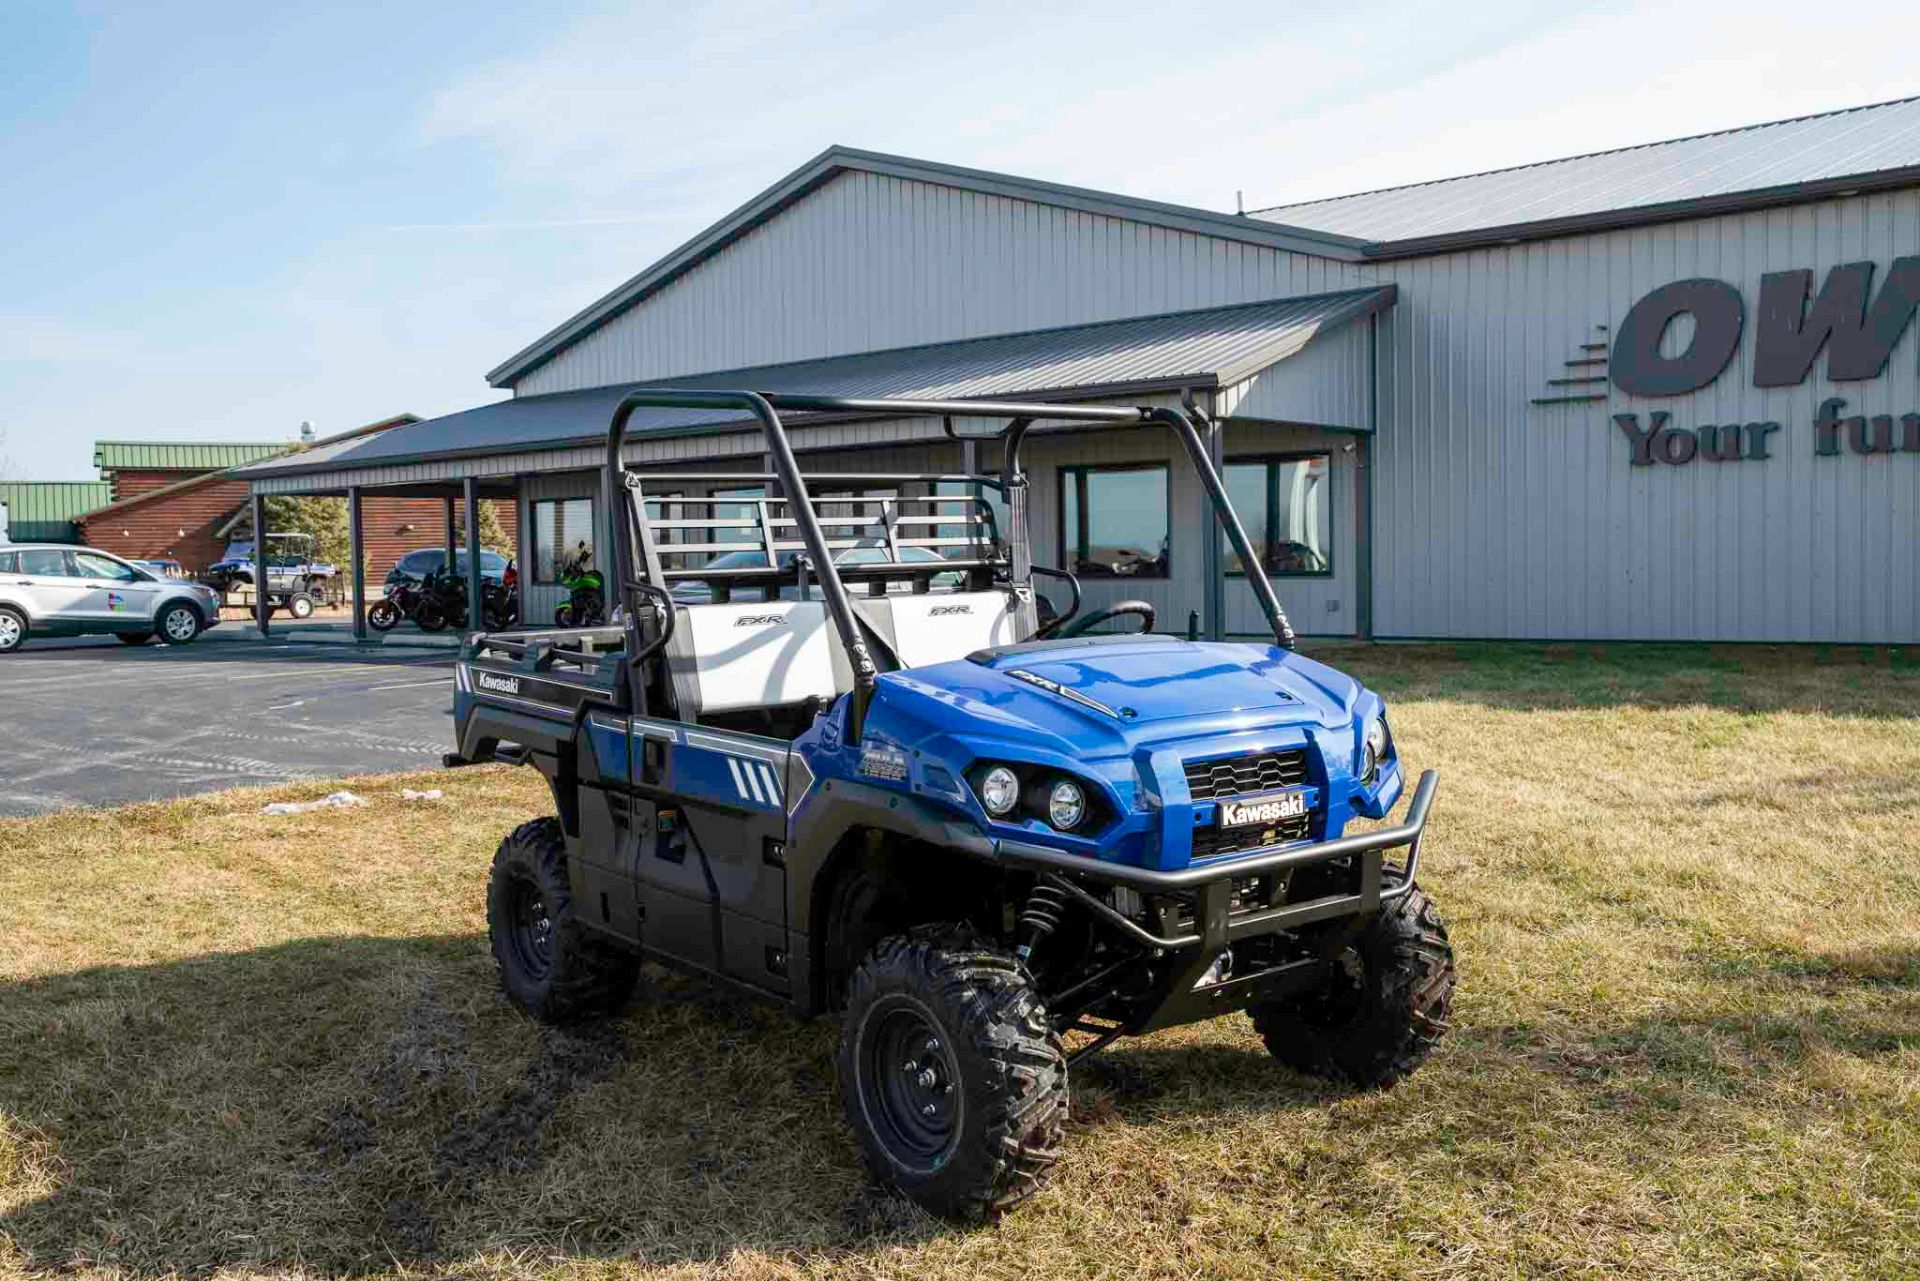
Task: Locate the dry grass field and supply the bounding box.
[2,643,1916,1280]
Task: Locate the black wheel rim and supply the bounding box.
[1300,944,1369,1029]
[860,1001,962,1168]
[502,873,554,982]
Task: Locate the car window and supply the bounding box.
[0,551,14,573]
[71,551,143,582]
[19,549,71,576]
[400,551,439,572]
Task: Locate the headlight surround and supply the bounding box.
[979,765,1020,816]
[1361,714,1392,784]
[1047,779,1085,830]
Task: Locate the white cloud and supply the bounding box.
[416,0,1920,226]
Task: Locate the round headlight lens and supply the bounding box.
[980,766,1020,816]
[1047,778,1086,830]
[1362,715,1391,783]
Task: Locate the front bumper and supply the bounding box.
[996,769,1438,1032]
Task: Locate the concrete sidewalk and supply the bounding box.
[204,612,464,650]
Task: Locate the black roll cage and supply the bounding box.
[603,391,1298,739]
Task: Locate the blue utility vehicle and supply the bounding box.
[453,391,1454,1218]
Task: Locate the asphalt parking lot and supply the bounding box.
[0,635,457,816]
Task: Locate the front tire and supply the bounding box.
[156,602,203,646]
[1251,887,1455,1089]
[486,817,638,1023]
[0,606,27,653]
[367,600,401,631]
[838,926,1067,1220]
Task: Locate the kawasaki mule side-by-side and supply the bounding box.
[452,390,1455,1218]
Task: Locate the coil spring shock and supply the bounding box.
[1016,881,1071,964]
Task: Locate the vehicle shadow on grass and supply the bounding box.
[0,935,953,1277]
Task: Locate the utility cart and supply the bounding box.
[453,390,1455,1218]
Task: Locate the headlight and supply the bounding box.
[979,766,1020,816]
[1361,715,1391,784]
[1047,779,1085,830]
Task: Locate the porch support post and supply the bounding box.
[463,477,483,632]
[251,491,269,637]
[443,496,456,591]
[348,485,367,641]
[1203,418,1226,641]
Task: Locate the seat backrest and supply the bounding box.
[856,590,1026,670]
[664,600,848,717]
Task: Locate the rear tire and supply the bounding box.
[415,602,448,632]
[0,606,27,653]
[286,592,315,619]
[117,631,154,646]
[156,602,203,646]
[838,926,1067,1220]
[1251,887,1455,1089]
[487,817,638,1023]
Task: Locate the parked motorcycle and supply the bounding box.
[416,567,519,633]
[552,543,605,627]
[367,579,418,632]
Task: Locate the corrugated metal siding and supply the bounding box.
[0,482,114,543]
[1254,97,1920,242]
[1371,188,1920,643]
[515,170,1368,396]
[1219,321,1371,428]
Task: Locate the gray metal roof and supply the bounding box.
[1252,97,1920,247]
[484,146,1373,388]
[246,287,1393,481]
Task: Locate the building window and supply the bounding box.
[532,497,594,585]
[1223,455,1333,577]
[1060,464,1170,579]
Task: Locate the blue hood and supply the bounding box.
[877,637,1364,757]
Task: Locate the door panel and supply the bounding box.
[625,715,791,993]
[67,551,159,624]
[8,550,91,623]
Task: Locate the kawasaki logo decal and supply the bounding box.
[1219,791,1308,828]
[476,672,522,695]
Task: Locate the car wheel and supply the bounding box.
[839,925,1067,1220]
[287,592,316,619]
[0,606,27,653]
[157,602,203,646]
[117,631,155,646]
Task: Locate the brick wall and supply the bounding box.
[77,477,254,572]
[77,487,519,584]
[106,469,203,502]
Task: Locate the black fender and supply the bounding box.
[785,779,1003,1013]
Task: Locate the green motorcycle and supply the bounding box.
[552,542,605,627]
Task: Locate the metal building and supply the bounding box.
[242,97,1920,644]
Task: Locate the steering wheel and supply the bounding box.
[1058,599,1156,638]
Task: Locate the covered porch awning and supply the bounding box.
[236,285,1394,494]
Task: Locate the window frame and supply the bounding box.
[70,550,145,583]
[530,496,596,586]
[1221,451,1335,580]
[1057,462,1172,582]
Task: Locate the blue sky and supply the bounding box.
[2,0,1914,479]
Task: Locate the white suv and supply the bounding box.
[0,544,225,653]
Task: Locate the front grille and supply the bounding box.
[1190,812,1312,860]
[1183,749,1308,801]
